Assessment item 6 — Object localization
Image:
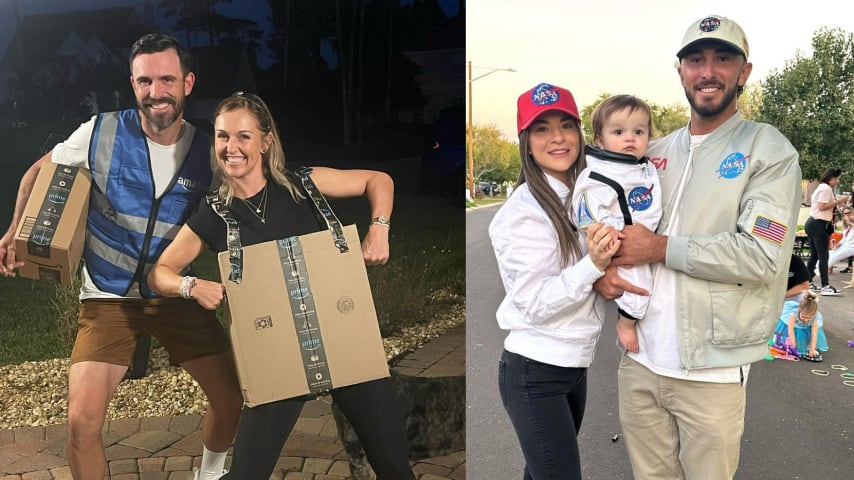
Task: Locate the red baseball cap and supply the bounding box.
[516,83,580,135]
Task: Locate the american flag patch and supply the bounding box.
[751,215,787,245]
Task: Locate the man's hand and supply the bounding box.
[0,230,23,278]
[593,264,650,300]
[362,225,390,265]
[612,224,667,267]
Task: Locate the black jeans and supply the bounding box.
[499,349,587,480]
[221,378,414,480]
[805,216,832,286]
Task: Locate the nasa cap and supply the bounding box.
[677,15,749,60]
[516,83,579,135]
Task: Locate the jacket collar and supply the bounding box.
[677,111,744,153]
[585,145,648,165]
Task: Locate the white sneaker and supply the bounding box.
[193,468,228,480]
[821,285,842,296]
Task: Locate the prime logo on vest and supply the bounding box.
[717,152,749,179]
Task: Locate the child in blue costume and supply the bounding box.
[774,291,829,361]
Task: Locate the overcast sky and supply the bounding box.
[467,0,854,139]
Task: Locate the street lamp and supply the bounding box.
[467,61,515,200]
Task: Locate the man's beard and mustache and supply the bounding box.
[684,81,739,118]
[138,96,183,130]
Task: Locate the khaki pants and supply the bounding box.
[617,354,745,480]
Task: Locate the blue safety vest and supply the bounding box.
[83,110,210,297]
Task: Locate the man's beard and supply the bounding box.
[684,82,739,118]
[138,96,183,130]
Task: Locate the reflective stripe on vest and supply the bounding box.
[83,110,211,297]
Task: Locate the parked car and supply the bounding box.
[419,106,465,200]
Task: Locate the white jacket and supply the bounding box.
[489,174,606,368]
[573,146,662,319]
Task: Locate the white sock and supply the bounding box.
[200,445,228,478]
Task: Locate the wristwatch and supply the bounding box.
[371,216,391,228]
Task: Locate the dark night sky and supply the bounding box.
[0,0,461,64]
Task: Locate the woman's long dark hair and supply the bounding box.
[515,125,586,268]
[819,167,842,185]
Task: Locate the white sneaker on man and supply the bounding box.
[820,285,842,296]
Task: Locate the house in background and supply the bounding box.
[402,14,464,124]
[0,6,151,124]
[0,4,256,130]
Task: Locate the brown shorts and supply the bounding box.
[70,297,231,367]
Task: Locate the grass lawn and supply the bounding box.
[0,124,465,366]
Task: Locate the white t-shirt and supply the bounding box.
[628,133,748,384]
[809,183,834,221]
[51,115,196,299]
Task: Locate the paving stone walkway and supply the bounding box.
[0,325,465,480]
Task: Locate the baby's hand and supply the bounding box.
[586,223,620,271]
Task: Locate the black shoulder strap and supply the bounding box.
[588,171,633,226]
[294,167,349,253]
[206,193,244,284]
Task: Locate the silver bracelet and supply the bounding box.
[179,276,196,299]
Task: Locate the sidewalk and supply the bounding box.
[0,325,465,480]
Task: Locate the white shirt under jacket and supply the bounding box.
[489,173,607,368]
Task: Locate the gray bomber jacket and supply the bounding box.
[647,113,801,369]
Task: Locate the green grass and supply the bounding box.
[0,277,68,362]
[0,224,464,365]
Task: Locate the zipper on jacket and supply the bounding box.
[129,125,192,294]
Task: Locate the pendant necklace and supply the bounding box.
[240,185,268,223]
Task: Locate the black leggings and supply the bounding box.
[220,377,414,480]
[805,216,832,286]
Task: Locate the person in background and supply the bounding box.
[595,15,801,479]
[805,167,848,295]
[572,94,661,353]
[823,207,854,276]
[785,253,811,303]
[148,92,414,480]
[0,34,243,480]
[774,291,828,362]
[489,82,621,479]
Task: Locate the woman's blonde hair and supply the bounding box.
[210,92,302,204]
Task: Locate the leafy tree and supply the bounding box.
[759,28,854,180]
[471,124,518,183]
[158,0,236,47]
[579,93,688,145]
[737,83,762,121]
[651,103,689,138]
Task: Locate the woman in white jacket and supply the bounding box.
[489,83,620,480]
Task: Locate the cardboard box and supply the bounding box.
[218,224,389,406]
[15,163,90,284]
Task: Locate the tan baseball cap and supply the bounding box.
[677,15,749,59]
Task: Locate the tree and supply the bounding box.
[471,124,518,183]
[579,93,688,144]
[737,83,762,121]
[759,28,854,180]
[158,0,235,47]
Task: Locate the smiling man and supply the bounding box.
[0,34,243,480]
[593,15,802,479]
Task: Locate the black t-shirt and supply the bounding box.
[787,253,810,290]
[187,180,323,252]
